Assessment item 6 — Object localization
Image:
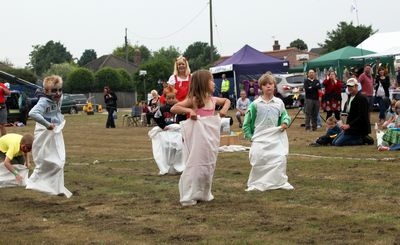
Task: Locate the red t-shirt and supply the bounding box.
[0,83,7,104]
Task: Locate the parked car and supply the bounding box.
[274,73,306,108]
[64,93,87,111]
[6,90,31,125]
[21,93,79,116]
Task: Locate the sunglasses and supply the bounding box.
[346,85,355,87]
[51,88,63,93]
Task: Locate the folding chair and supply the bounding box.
[123,106,142,127]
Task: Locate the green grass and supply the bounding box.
[0,109,399,244]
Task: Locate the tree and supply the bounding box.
[94,68,122,91]
[67,68,95,93]
[1,67,37,84]
[183,41,220,71]
[28,41,73,77]
[113,44,151,65]
[78,49,97,66]
[42,63,77,84]
[289,39,308,51]
[116,68,134,92]
[319,21,375,53]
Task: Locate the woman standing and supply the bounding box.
[374,66,390,123]
[322,71,343,120]
[104,86,118,128]
[168,56,191,102]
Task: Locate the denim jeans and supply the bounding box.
[332,131,363,146]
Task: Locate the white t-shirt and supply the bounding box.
[236,98,250,111]
[167,75,190,86]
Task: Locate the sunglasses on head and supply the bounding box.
[51,88,63,93]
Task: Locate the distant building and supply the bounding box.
[84,54,138,74]
[264,40,320,69]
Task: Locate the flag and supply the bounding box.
[350,2,357,12]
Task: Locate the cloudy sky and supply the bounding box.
[1,0,398,68]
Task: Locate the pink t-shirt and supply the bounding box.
[358,73,373,96]
[196,97,216,117]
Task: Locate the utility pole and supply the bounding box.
[125,28,128,63]
[209,0,214,63]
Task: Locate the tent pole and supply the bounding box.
[233,71,237,109]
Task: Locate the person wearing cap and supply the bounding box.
[332,78,373,146]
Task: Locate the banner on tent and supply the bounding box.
[210,64,233,74]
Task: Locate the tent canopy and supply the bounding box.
[357,31,400,53]
[210,44,289,100]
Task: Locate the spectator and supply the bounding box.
[358,64,374,112]
[220,73,230,99]
[103,86,118,128]
[168,56,191,102]
[322,70,343,120]
[374,66,391,124]
[332,78,373,146]
[243,79,258,102]
[146,90,160,127]
[310,116,341,146]
[303,69,321,131]
[0,80,11,136]
[235,90,250,128]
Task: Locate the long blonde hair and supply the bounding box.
[173,56,191,76]
[187,70,212,108]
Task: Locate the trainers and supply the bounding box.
[309,142,321,147]
[378,146,390,151]
[362,135,374,145]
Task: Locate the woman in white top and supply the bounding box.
[168,56,191,102]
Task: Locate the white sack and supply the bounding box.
[148,124,184,175]
[376,129,385,147]
[0,163,29,188]
[26,120,72,198]
[179,115,221,206]
[246,126,293,191]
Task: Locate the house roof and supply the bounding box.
[84,54,138,74]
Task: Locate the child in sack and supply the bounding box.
[26,75,72,198]
[310,116,341,146]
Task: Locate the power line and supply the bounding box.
[130,3,208,40]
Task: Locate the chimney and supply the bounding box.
[273,40,280,51]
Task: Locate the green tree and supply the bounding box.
[183,41,220,71]
[94,67,122,91]
[113,44,151,64]
[28,41,73,76]
[43,62,77,84]
[152,46,180,63]
[66,68,95,93]
[319,21,375,53]
[78,49,97,67]
[289,39,308,51]
[116,68,134,91]
[133,55,173,101]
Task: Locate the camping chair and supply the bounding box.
[122,106,142,127]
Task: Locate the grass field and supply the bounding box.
[0,109,399,244]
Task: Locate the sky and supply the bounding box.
[1,0,398,68]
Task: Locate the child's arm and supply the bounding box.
[171,98,196,119]
[215,97,230,117]
[4,157,23,183]
[28,98,54,129]
[242,103,256,140]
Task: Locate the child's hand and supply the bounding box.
[219,110,227,118]
[47,124,55,130]
[280,123,288,132]
[189,109,197,120]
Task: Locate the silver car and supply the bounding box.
[274,73,306,108]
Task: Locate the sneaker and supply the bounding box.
[362,135,374,145]
[309,142,321,147]
[378,146,390,151]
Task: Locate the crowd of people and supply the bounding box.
[1,55,399,207]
